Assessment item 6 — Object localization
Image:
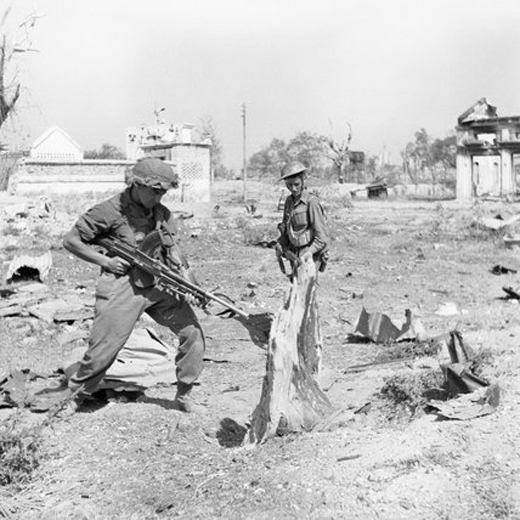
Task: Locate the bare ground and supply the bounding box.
[1,181,520,519]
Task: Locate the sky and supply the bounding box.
[3,0,520,170]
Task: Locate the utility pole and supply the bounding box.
[241,103,247,201]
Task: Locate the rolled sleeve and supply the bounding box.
[75,201,119,243]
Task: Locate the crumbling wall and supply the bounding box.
[8,159,132,195]
[8,154,209,202]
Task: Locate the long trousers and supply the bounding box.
[69,271,205,395]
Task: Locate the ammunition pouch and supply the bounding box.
[318,249,329,273]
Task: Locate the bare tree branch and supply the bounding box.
[325,122,352,182]
[0,4,41,129]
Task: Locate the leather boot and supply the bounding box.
[173,382,205,414]
[56,387,85,418]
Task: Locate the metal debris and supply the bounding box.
[354,307,426,343]
[5,251,52,283]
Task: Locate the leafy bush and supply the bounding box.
[376,339,440,363]
[0,415,42,487]
[379,370,445,418]
[84,143,126,160]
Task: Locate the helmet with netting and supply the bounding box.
[127,157,179,189]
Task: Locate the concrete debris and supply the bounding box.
[27,299,93,323]
[56,329,90,347]
[0,283,50,317]
[434,302,459,316]
[504,235,520,249]
[480,214,520,230]
[0,282,92,323]
[16,282,51,294]
[2,197,53,220]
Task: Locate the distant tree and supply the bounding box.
[380,163,404,186]
[415,128,434,177]
[248,138,290,179]
[431,134,457,189]
[402,129,432,184]
[84,143,126,160]
[365,154,378,180]
[287,131,328,175]
[248,132,328,180]
[402,142,420,186]
[431,135,456,170]
[402,129,456,190]
[0,37,19,129]
[195,115,230,180]
[324,123,352,183]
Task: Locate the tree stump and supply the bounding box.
[247,256,332,444]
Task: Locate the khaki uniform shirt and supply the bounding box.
[75,187,192,287]
[75,187,176,247]
[278,188,328,255]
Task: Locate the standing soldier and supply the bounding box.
[275,161,329,279]
[62,157,205,414]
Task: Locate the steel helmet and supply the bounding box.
[280,161,307,181]
[128,157,179,189]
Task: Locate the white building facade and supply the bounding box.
[30,125,84,162]
[126,122,211,202]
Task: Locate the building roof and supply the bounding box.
[457,98,498,126]
[31,125,81,151]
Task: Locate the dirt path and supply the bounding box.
[1,186,520,519]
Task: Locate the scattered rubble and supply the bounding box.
[427,384,500,420]
[0,281,93,324]
[0,327,179,413]
[354,307,426,343]
[5,251,53,284]
[491,264,517,275]
[434,302,460,316]
[502,286,520,300]
[480,214,520,230]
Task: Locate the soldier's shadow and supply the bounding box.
[216,417,248,447]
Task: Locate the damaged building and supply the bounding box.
[457,98,520,199]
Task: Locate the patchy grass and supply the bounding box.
[415,200,514,243]
[427,203,457,239]
[0,413,43,487]
[470,347,497,377]
[376,339,440,362]
[378,370,446,420]
[0,223,21,237]
[234,216,278,246]
[469,458,518,519]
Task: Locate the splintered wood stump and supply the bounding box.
[247,256,332,444]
